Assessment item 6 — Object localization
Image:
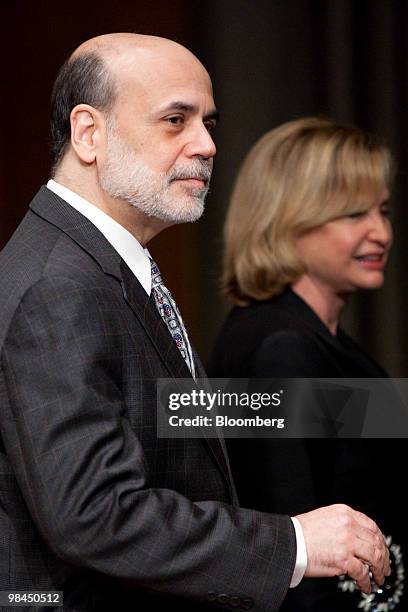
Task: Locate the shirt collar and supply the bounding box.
[47,179,152,295]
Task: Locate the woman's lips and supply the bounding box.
[354,253,386,270]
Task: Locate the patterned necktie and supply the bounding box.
[150,257,196,378]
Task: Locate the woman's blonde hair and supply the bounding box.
[223,116,394,305]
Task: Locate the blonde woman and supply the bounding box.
[209,117,405,611]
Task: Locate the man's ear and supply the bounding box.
[69,104,105,164]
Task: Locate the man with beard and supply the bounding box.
[0,34,390,611]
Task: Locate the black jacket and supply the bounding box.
[209,288,406,611]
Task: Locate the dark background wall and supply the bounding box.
[2,0,407,374]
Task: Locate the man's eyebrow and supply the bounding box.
[153,101,219,122]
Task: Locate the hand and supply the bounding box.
[295,504,391,594]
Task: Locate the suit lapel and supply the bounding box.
[30,186,124,278]
[120,261,193,379]
[121,262,235,494]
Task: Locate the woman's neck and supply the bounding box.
[290,275,347,335]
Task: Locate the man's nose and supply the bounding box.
[184,123,216,159]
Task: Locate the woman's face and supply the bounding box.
[294,188,393,295]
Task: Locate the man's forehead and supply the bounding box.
[114,54,215,114]
[120,54,211,93]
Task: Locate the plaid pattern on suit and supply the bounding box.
[0,187,296,611]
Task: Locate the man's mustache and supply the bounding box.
[168,160,212,183]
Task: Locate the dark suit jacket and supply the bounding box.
[209,288,406,611]
[0,188,296,612]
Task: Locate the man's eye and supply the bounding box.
[204,120,216,133]
[167,116,184,126]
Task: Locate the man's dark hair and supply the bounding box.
[50,52,116,172]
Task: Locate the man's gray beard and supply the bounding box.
[99,126,212,224]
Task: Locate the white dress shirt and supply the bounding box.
[46,179,307,588]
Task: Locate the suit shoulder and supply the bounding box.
[209,299,327,377]
[0,211,116,347]
[208,300,300,377]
